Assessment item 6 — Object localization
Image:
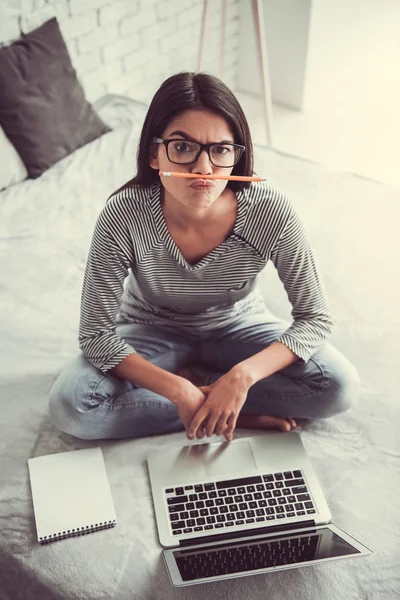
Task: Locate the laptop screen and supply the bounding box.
[171,527,361,582]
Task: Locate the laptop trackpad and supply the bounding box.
[203,441,256,476]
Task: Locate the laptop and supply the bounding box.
[147,432,372,586]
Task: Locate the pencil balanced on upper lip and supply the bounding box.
[159,172,266,182]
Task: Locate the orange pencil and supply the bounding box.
[159,171,266,182]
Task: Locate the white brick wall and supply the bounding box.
[98,1,140,26]
[77,23,119,54]
[0,18,20,45]
[59,14,98,41]
[0,0,240,104]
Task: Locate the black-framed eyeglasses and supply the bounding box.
[152,137,245,168]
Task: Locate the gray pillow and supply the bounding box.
[0,18,111,179]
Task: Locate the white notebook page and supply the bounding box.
[28,447,116,542]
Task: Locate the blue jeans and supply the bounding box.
[48,315,360,440]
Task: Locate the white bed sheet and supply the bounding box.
[0,94,399,600]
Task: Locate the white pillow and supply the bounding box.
[0,126,28,191]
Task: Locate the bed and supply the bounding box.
[0,94,399,600]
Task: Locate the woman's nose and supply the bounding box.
[192,149,213,174]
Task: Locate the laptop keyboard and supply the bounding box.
[175,533,320,580]
[164,470,316,536]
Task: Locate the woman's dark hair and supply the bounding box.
[114,71,253,195]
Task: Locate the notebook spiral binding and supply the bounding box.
[39,520,117,545]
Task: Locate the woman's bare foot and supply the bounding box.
[236,413,297,432]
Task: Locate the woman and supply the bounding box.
[49,72,360,443]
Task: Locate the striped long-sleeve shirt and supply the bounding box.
[79,181,333,374]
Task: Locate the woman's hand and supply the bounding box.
[172,379,208,434]
[187,370,251,442]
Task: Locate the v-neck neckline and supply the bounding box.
[149,182,248,271]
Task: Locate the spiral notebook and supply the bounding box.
[28,447,117,544]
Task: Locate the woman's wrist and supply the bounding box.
[111,354,191,406]
[229,364,256,390]
[168,376,194,407]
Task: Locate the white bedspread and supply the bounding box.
[0,95,399,600]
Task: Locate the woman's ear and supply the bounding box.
[149,143,159,170]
